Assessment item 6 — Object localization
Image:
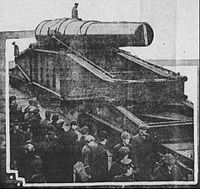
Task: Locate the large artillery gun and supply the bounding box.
[10,18,194,179]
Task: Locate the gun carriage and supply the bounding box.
[10,18,194,179]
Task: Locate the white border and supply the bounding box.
[5,57,199,187]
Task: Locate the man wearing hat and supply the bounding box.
[55,119,66,144]
[10,121,25,169]
[113,131,131,161]
[71,3,79,19]
[92,130,109,182]
[79,126,89,146]
[113,131,139,173]
[109,146,131,181]
[131,123,158,181]
[81,135,97,181]
[9,96,19,123]
[113,157,135,182]
[64,121,79,182]
[152,153,184,181]
[40,111,51,134]
[12,41,19,57]
[76,126,90,161]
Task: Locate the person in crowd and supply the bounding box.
[81,135,97,182]
[76,126,90,161]
[10,121,25,167]
[55,119,66,145]
[94,130,109,182]
[42,128,64,183]
[113,131,131,161]
[64,121,79,182]
[75,126,82,142]
[65,121,79,145]
[9,96,24,123]
[9,96,18,112]
[113,131,139,173]
[28,108,42,143]
[71,3,79,19]
[152,153,185,181]
[112,157,135,182]
[40,111,51,131]
[12,41,19,57]
[79,126,89,146]
[131,123,158,181]
[109,146,130,181]
[23,125,33,142]
[24,98,39,114]
[49,113,59,130]
[17,143,44,182]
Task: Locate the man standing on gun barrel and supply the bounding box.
[71,3,79,19]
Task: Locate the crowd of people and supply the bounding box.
[9,95,185,183]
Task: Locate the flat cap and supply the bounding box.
[164,153,175,161]
[138,123,149,130]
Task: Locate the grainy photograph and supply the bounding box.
[0,0,199,187]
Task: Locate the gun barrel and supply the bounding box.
[35,18,154,47]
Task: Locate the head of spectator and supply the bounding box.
[164,153,176,166]
[14,122,20,131]
[12,41,16,45]
[98,130,108,145]
[46,127,57,140]
[118,146,130,160]
[121,131,131,145]
[52,114,59,123]
[138,123,149,138]
[45,111,51,120]
[85,135,95,146]
[32,108,40,115]
[29,107,40,121]
[57,119,65,128]
[70,121,79,131]
[32,97,39,107]
[28,98,34,106]
[9,95,16,104]
[120,157,134,177]
[24,143,35,154]
[79,126,89,136]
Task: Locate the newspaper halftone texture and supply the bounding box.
[0,0,199,187]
